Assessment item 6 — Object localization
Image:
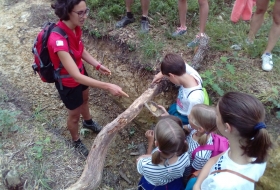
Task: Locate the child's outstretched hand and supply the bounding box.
[157,105,169,116]
[152,72,164,83]
[145,130,154,145]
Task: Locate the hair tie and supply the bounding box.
[254,122,266,131]
[158,149,162,153]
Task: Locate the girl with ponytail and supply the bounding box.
[193,92,273,190]
[137,116,190,190]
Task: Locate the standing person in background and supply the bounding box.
[116,0,150,33]
[49,0,129,157]
[247,0,280,71]
[137,116,190,190]
[172,0,209,47]
[193,92,273,190]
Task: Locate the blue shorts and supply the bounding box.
[185,177,197,190]
[138,176,184,190]
[168,103,189,125]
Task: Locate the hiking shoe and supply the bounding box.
[83,120,102,133]
[116,16,135,28]
[141,19,149,33]
[187,35,201,48]
[172,27,187,37]
[261,53,273,71]
[74,139,89,157]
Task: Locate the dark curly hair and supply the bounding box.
[51,0,86,21]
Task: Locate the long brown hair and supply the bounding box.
[190,104,217,145]
[152,116,188,165]
[218,92,273,163]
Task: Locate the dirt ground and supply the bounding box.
[0,0,280,190]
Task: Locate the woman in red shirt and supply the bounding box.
[49,0,128,157]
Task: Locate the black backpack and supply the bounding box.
[32,22,73,90]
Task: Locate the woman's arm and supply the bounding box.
[57,51,128,97]
[82,49,111,75]
[193,153,224,190]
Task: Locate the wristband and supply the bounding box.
[96,63,101,70]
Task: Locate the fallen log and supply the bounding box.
[67,83,162,190]
[190,34,210,70]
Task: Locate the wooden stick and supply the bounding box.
[67,83,160,190]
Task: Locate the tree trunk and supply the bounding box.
[67,83,161,190]
[190,35,210,70]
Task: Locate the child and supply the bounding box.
[152,53,204,125]
[184,104,217,177]
[172,0,209,48]
[137,116,190,190]
[193,92,273,190]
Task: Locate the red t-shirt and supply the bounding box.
[47,20,84,87]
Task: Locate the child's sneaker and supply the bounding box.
[83,120,102,133]
[116,16,135,28]
[73,139,89,157]
[187,35,201,48]
[261,53,273,71]
[172,27,187,37]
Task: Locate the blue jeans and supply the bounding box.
[168,103,189,125]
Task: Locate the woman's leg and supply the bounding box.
[178,0,187,29]
[67,106,82,141]
[80,87,102,132]
[198,0,209,34]
[80,87,91,120]
[264,0,280,53]
[248,0,269,41]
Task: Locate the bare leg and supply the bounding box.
[198,0,209,34]
[80,88,91,120]
[248,0,269,41]
[264,0,280,53]
[178,0,187,28]
[141,0,150,17]
[126,0,134,12]
[67,107,82,141]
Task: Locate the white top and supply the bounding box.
[184,130,213,176]
[201,149,266,190]
[137,148,190,186]
[176,64,204,116]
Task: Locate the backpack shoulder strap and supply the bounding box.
[51,26,76,65]
[187,88,203,98]
[210,169,256,183]
[192,144,214,159]
[52,26,68,40]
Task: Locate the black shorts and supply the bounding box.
[55,68,89,110]
[55,82,88,110]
